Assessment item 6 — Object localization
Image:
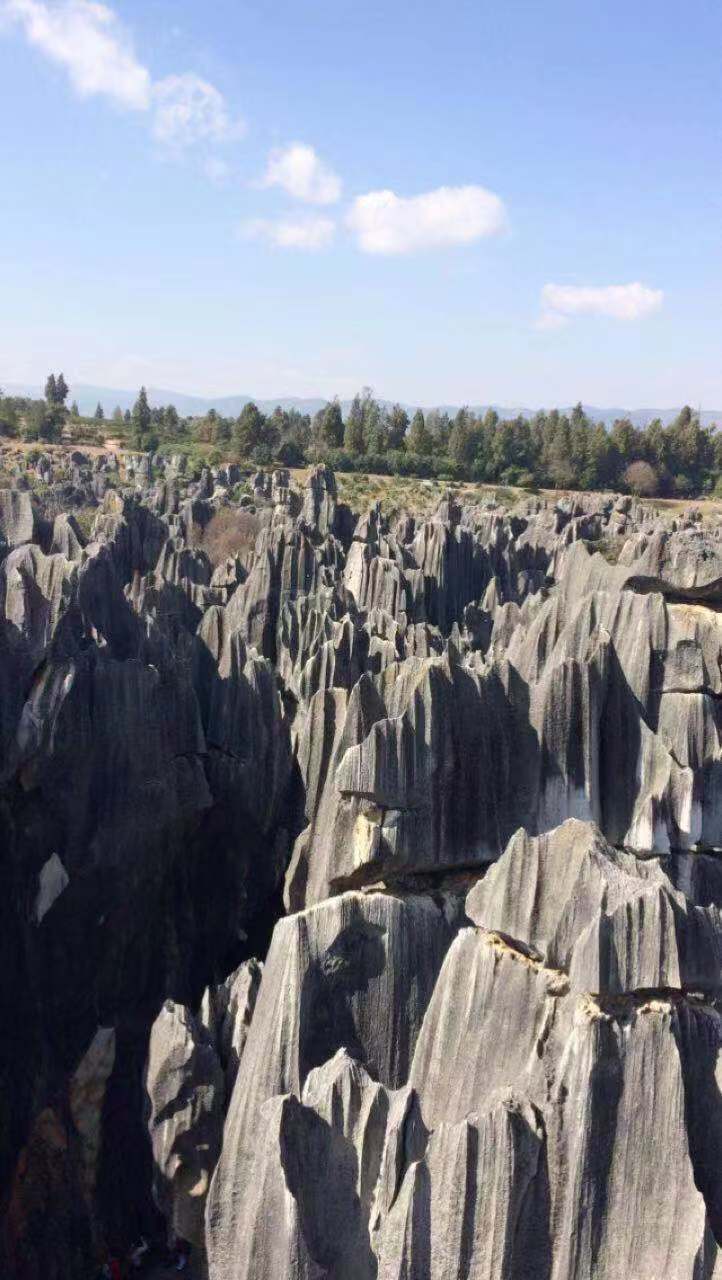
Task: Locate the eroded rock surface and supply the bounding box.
[3,459,722,1278]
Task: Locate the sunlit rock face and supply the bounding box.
[3,455,722,1278]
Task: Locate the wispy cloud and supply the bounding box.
[346,184,507,254]
[152,74,244,148]
[3,0,242,156]
[261,143,342,205]
[3,0,150,109]
[241,215,336,250]
[539,282,663,328]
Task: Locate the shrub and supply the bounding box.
[277,439,305,468]
[252,442,274,466]
[623,460,659,497]
[594,536,623,565]
[199,507,261,566]
[493,487,516,506]
[74,507,98,540]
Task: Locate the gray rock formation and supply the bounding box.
[206,888,463,1277]
[145,1002,224,1250]
[3,462,722,1279]
[200,959,263,1096]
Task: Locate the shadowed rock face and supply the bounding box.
[3,460,722,1277]
[145,1003,224,1248]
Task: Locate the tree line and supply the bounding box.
[142,387,722,497]
[0,379,719,497]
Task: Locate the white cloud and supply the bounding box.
[3,0,242,161]
[261,143,341,205]
[4,0,151,109]
[241,215,336,250]
[152,73,244,148]
[540,282,663,326]
[346,184,507,254]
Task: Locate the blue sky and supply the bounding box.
[0,0,720,407]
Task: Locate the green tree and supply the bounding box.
[610,417,638,463]
[545,415,577,489]
[386,405,409,451]
[490,418,521,480]
[426,409,451,454]
[277,438,305,467]
[285,409,311,455]
[262,409,283,456]
[213,415,232,445]
[668,407,711,492]
[644,418,667,473]
[234,402,265,456]
[581,423,614,489]
[33,402,63,442]
[407,409,433,455]
[344,394,366,454]
[55,373,69,405]
[131,386,151,449]
[570,401,587,431]
[70,401,80,418]
[363,396,386,454]
[448,408,476,468]
[0,394,18,438]
[94,402,105,421]
[318,399,344,449]
[44,374,57,404]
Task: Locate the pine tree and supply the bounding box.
[320,399,344,449]
[407,409,432,455]
[386,405,409,451]
[546,416,576,489]
[131,387,151,449]
[363,398,386,454]
[44,374,57,405]
[94,403,105,421]
[55,373,69,404]
[448,410,475,467]
[426,409,451,454]
[344,394,366,454]
[234,402,265,456]
[163,405,180,438]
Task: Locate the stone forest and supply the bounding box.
[2,447,722,1279]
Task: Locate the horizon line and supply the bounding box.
[2,380,719,417]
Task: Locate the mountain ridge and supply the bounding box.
[3,381,720,429]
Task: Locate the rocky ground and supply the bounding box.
[1,445,722,1278]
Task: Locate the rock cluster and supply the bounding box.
[2,451,722,1278]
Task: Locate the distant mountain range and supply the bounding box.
[3,382,720,429]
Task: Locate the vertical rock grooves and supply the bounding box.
[2,456,722,1276]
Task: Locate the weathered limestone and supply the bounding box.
[206,889,463,1277]
[146,1002,224,1249]
[4,460,722,1278]
[467,819,722,995]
